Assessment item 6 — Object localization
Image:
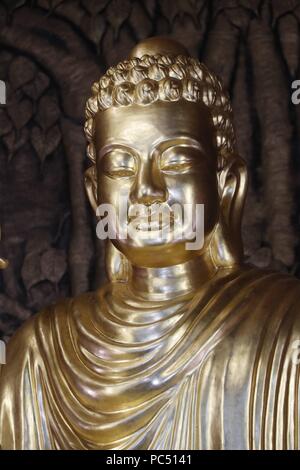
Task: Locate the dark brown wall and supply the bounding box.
[1,0,300,340]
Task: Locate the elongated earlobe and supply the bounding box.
[84,165,98,213]
[209,155,248,268]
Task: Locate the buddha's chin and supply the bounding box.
[113,238,208,268]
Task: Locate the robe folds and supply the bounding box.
[0,265,300,450]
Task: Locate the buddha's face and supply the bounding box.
[94,100,220,267]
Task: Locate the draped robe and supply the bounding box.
[0,265,300,449]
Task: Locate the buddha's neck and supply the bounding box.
[129,253,217,301]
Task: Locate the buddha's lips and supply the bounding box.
[127,212,175,232]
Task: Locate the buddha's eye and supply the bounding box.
[160,148,194,174]
[105,167,136,178]
[160,160,193,173]
[101,150,136,179]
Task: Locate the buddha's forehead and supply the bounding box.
[94,101,216,156]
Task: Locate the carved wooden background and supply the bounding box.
[0,0,300,340]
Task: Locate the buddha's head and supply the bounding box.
[84,37,248,280]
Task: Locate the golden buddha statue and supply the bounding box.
[1,37,300,450]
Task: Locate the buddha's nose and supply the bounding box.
[130,164,167,205]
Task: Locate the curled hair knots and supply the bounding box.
[212,112,225,127]
[182,79,202,102]
[176,55,190,66]
[112,69,128,84]
[215,90,230,108]
[188,63,205,81]
[97,86,113,110]
[91,81,100,96]
[99,76,111,89]
[84,118,94,141]
[139,54,157,67]
[106,66,116,77]
[148,63,169,81]
[169,63,186,80]
[135,79,159,105]
[116,60,131,71]
[84,53,238,165]
[156,54,173,66]
[159,77,182,101]
[127,65,148,84]
[112,82,135,106]
[128,58,139,68]
[202,85,217,107]
[86,96,98,118]
[87,143,96,163]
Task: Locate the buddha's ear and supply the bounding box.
[84,165,98,213]
[209,155,248,267]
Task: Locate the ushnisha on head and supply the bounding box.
[84,37,236,172]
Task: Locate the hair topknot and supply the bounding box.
[84,53,236,169]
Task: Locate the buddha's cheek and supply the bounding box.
[97,177,130,207]
[167,173,219,238]
[96,178,132,235]
[199,184,220,236]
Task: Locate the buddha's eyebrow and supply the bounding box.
[153,137,205,155]
[98,143,136,160]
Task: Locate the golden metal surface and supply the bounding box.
[0,37,300,450]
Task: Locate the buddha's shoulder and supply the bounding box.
[206,266,300,373]
[230,263,300,294]
[3,290,98,363]
[222,264,300,339]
